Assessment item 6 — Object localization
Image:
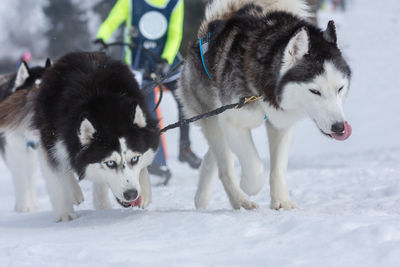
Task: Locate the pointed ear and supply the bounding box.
[14,62,30,89]
[78,118,96,146]
[134,105,147,128]
[45,58,52,68]
[323,20,337,44]
[281,27,310,74]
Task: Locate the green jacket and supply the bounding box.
[97,0,184,65]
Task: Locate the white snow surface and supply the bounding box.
[1,0,400,266]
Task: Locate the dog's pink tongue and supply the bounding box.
[331,121,352,141]
[129,196,142,207]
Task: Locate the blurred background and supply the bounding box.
[0,0,398,158]
[0,0,339,72]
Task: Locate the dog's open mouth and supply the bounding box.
[320,121,352,141]
[116,196,142,208]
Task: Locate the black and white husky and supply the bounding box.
[0,52,159,221]
[178,0,352,210]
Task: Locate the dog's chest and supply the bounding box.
[221,104,266,128]
[262,103,305,129]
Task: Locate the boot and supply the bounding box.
[179,145,201,169]
[148,164,172,186]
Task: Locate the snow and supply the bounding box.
[1,0,400,266]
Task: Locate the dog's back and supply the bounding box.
[199,0,310,37]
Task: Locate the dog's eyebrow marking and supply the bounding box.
[119,138,127,154]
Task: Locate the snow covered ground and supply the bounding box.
[1,0,400,266]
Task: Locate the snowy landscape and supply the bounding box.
[1,0,400,266]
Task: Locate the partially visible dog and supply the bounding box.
[0,60,50,212]
[0,52,159,221]
[178,0,352,210]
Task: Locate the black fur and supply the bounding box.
[32,52,159,178]
[0,64,47,102]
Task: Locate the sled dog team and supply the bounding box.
[0,0,351,221]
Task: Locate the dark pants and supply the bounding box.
[165,80,190,148]
[145,79,190,167]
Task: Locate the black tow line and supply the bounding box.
[159,96,263,135]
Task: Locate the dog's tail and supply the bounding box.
[199,0,310,36]
[0,87,37,132]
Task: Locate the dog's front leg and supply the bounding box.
[266,121,297,210]
[139,168,151,208]
[93,182,112,210]
[220,117,265,196]
[38,149,77,222]
[200,117,258,210]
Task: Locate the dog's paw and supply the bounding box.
[194,191,211,210]
[15,201,38,213]
[270,198,298,210]
[56,212,78,222]
[71,187,84,206]
[240,199,259,210]
[230,196,259,210]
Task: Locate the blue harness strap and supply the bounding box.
[25,138,38,150]
[199,33,213,81]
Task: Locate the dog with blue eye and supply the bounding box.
[0,52,159,222]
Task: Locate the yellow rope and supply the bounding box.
[235,95,262,109]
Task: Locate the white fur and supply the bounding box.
[14,63,30,91]
[134,106,147,128]
[78,119,96,146]
[196,116,258,210]
[38,144,80,222]
[2,130,38,212]
[92,182,112,210]
[139,168,152,208]
[281,28,310,76]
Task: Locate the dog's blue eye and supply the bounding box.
[105,160,117,169]
[309,89,321,96]
[131,156,140,165]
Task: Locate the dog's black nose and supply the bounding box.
[123,189,138,201]
[331,122,345,133]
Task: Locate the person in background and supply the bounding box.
[96,0,201,185]
[17,52,32,69]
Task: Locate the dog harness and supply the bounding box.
[199,33,213,81]
[25,139,38,151]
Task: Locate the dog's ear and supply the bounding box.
[45,58,52,68]
[14,62,30,90]
[323,20,337,45]
[78,118,96,146]
[133,105,147,128]
[281,27,310,74]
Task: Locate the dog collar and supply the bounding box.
[199,33,213,81]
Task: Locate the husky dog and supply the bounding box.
[178,0,352,210]
[0,61,50,212]
[0,52,159,221]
